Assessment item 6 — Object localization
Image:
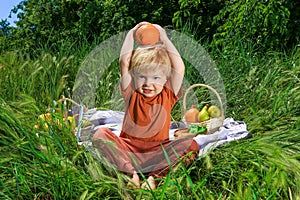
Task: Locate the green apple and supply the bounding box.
[208,105,221,118]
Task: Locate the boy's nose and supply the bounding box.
[144,78,151,85]
[143,82,150,87]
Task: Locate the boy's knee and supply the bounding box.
[93,127,109,139]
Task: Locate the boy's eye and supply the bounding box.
[138,76,145,79]
[154,76,160,80]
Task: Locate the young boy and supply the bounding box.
[93,22,199,189]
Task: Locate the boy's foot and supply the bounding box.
[141,176,156,190]
[127,171,140,189]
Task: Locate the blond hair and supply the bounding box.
[130,45,172,77]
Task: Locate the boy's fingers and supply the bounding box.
[139,21,150,26]
[153,24,166,34]
[133,22,150,31]
[131,22,146,37]
[152,24,168,41]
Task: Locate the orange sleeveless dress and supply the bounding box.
[92,82,199,177]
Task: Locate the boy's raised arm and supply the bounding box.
[154,24,185,96]
[119,22,150,91]
[119,29,134,91]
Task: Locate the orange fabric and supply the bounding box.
[120,81,179,142]
[93,127,199,178]
[92,81,199,178]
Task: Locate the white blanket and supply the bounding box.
[196,117,250,157]
[79,109,251,157]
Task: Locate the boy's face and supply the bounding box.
[133,68,167,98]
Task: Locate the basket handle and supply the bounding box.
[58,97,88,113]
[183,84,224,119]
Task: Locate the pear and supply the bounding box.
[43,123,49,131]
[208,105,221,118]
[198,104,210,122]
[38,113,52,120]
[67,116,77,129]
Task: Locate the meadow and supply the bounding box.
[0,34,300,199]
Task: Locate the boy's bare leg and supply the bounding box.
[127,171,140,189]
[141,176,156,190]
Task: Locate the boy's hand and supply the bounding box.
[131,21,151,37]
[152,24,184,96]
[152,24,168,42]
[120,22,152,90]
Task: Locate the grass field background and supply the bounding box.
[0,32,300,199]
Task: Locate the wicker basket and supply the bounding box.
[182,84,225,134]
[55,97,89,141]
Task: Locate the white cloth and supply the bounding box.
[79,110,251,157]
[196,118,250,157]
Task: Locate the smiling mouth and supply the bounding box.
[143,89,152,94]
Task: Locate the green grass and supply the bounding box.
[0,35,300,199]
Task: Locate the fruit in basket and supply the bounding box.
[208,105,221,118]
[198,104,210,122]
[67,116,77,129]
[38,113,52,120]
[184,105,199,123]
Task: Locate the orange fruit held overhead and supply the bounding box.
[135,24,160,45]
